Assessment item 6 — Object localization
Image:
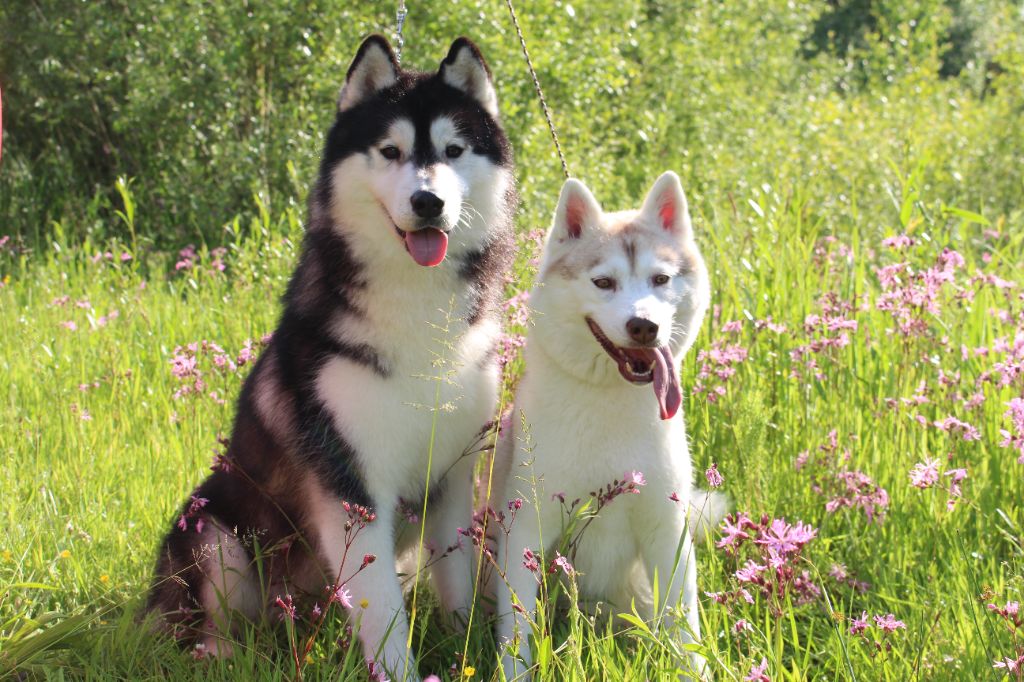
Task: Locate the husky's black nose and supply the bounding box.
[626,317,659,346]
[411,191,444,219]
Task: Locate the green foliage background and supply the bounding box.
[1,1,1024,680]
[2,0,1022,247]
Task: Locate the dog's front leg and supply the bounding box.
[317,504,419,682]
[640,514,706,679]
[495,513,542,680]
[426,454,477,621]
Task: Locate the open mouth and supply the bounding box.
[586,317,682,420]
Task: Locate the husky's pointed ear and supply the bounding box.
[338,35,399,112]
[552,178,602,241]
[439,37,499,117]
[640,171,692,238]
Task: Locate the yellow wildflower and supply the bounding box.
[60,549,71,559]
[360,598,369,609]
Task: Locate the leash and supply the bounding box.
[504,0,570,179]
[395,1,408,65]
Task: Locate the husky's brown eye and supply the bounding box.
[592,277,615,290]
[379,145,401,160]
[652,274,671,286]
[445,144,464,159]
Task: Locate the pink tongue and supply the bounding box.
[404,228,448,267]
[652,346,682,420]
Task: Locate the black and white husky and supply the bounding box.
[147,35,515,680]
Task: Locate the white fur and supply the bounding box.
[492,173,715,680]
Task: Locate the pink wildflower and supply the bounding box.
[274,594,296,621]
[502,290,532,326]
[909,458,941,488]
[171,354,198,379]
[881,234,916,250]
[849,611,870,635]
[175,245,197,271]
[744,657,770,682]
[552,551,575,576]
[756,518,817,556]
[735,560,767,583]
[693,339,749,401]
[522,548,540,573]
[873,613,906,632]
[366,659,390,682]
[933,415,981,441]
[993,654,1024,673]
[1000,397,1024,462]
[717,512,754,550]
[329,584,353,609]
[498,333,526,367]
[705,463,724,488]
[623,470,646,487]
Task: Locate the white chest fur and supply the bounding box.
[316,255,500,504]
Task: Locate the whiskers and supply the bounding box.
[450,200,486,238]
[668,321,694,347]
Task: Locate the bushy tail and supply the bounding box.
[687,489,729,544]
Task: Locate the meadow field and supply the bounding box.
[1,1,1023,679]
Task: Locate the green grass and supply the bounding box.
[2,1,1024,680]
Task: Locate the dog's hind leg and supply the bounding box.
[147,516,261,657]
[194,524,262,656]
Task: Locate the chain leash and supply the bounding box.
[505,0,570,179]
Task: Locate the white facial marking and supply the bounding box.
[582,244,677,349]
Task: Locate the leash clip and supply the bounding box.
[395,1,408,65]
